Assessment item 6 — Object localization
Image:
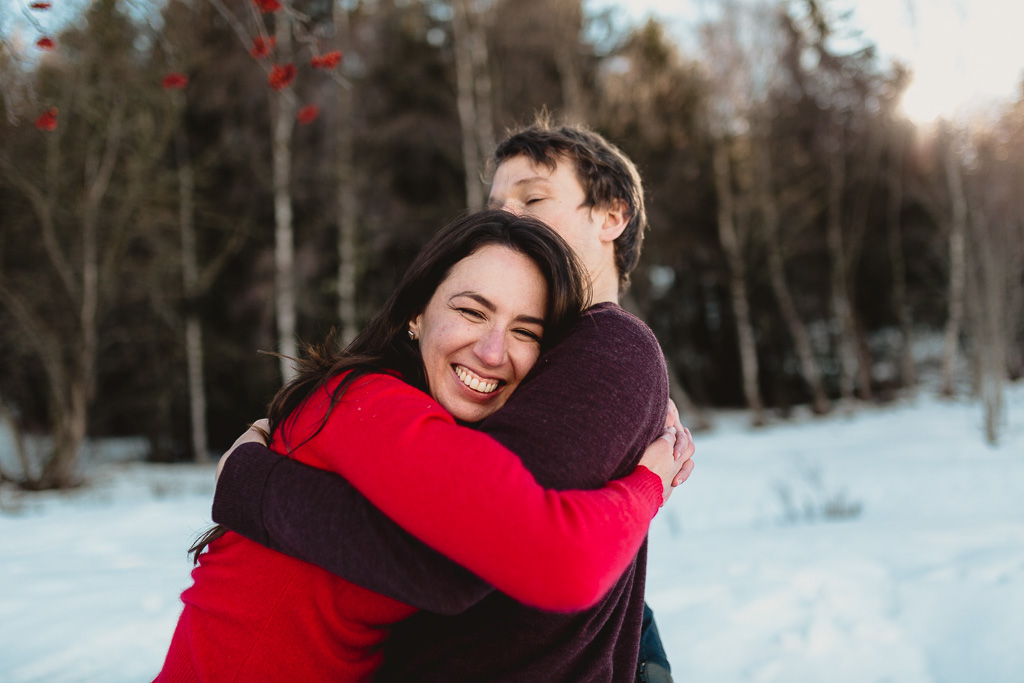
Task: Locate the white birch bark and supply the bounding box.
[33,105,122,488]
[552,0,585,122]
[887,122,916,392]
[174,117,209,463]
[755,137,830,414]
[272,12,298,382]
[452,0,484,209]
[825,122,858,406]
[469,0,496,157]
[334,1,358,345]
[712,137,764,426]
[940,133,967,397]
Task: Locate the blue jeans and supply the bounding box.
[637,602,673,682]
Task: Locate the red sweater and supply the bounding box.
[156,372,663,682]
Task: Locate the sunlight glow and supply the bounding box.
[899,71,969,124]
[592,0,1024,125]
[853,0,1024,123]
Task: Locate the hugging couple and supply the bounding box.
[154,116,695,683]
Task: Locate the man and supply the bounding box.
[213,118,693,682]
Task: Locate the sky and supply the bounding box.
[590,0,1024,123]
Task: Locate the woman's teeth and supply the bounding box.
[454,365,499,393]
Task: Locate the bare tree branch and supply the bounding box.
[0,152,77,299]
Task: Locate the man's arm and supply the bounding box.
[213,307,671,610]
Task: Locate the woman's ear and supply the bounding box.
[408,314,422,340]
[598,198,629,244]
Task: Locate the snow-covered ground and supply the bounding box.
[1,384,1022,682]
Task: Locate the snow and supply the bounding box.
[1,384,1022,682]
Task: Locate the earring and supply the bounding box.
[408,329,417,341]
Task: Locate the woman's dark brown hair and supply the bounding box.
[190,209,590,562]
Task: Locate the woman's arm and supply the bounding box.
[275,373,667,612]
[214,443,494,615]
[216,443,493,613]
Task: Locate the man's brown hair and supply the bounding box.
[490,115,648,291]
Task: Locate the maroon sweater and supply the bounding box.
[213,302,670,681]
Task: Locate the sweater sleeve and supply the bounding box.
[213,443,494,614]
[478,305,671,488]
[272,373,663,612]
[213,444,494,615]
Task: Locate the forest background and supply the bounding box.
[1,0,1022,490]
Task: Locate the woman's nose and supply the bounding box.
[473,327,507,367]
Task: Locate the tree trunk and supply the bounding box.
[843,127,882,402]
[620,294,712,431]
[756,137,830,414]
[0,279,76,488]
[664,356,712,432]
[825,122,858,406]
[552,1,585,122]
[38,378,88,489]
[469,1,496,158]
[1006,216,1024,380]
[175,121,209,464]
[39,108,122,488]
[979,237,1005,446]
[712,138,764,425]
[452,0,484,210]
[969,209,1007,445]
[0,397,32,483]
[273,13,299,382]
[940,134,967,397]
[334,1,359,345]
[887,123,916,392]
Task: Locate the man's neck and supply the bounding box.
[588,262,620,306]
[590,286,619,306]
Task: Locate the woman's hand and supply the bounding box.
[638,424,695,505]
[216,418,271,482]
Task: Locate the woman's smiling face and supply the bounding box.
[409,244,548,423]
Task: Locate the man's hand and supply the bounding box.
[664,400,695,487]
[216,418,271,482]
[639,424,695,505]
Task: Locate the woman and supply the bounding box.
[154,210,683,682]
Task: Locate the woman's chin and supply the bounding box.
[447,402,501,424]
[442,392,508,424]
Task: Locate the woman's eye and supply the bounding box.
[514,328,542,343]
[525,197,544,205]
[457,308,485,320]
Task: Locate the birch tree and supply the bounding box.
[270,9,299,381]
[939,125,968,397]
[596,19,711,430]
[792,0,888,405]
[333,0,358,344]
[753,116,830,414]
[701,5,767,425]
[451,0,495,209]
[960,118,1024,444]
[823,119,859,404]
[203,0,347,381]
[0,0,139,488]
[550,0,586,122]
[163,76,246,462]
[886,114,916,392]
